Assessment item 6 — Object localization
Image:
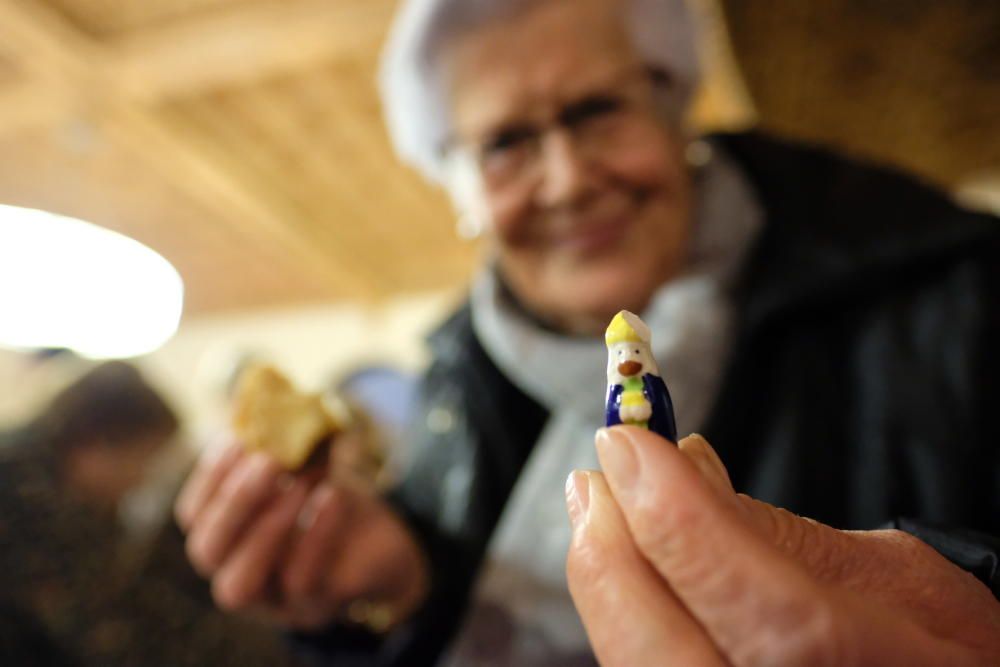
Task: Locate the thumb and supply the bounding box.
[735,493,859,585]
[675,434,855,584]
[673,433,855,585]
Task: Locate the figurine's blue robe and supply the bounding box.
[605,374,677,443]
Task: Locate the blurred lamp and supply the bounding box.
[0,205,184,358]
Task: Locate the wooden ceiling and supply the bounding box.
[0,0,475,315]
[0,0,995,316]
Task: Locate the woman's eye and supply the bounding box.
[561,94,625,129]
[477,125,538,181]
[482,125,535,157]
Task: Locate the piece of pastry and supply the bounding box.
[230,364,344,470]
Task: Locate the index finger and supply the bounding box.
[597,427,836,665]
[175,435,243,531]
[566,470,726,667]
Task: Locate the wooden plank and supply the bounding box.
[238,81,395,247]
[0,0,395,136]
[152,94,385,294]
[0,79,77,135]
[102,104,376,298]
[108,0,396,103]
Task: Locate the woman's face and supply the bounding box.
[447,0,692,334]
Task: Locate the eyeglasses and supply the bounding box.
[447,66,672,193]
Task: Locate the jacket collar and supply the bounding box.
[715,132,1000,333]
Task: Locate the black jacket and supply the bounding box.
[304,133,1000,666]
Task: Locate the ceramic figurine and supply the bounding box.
[604,310,677,443]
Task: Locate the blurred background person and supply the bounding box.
[174,0,999,665]
[0,360,303,666]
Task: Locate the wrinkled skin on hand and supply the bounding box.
[565,427,1000,666]
[174,433,428,632]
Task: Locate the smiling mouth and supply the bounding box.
[548,192,649,255]
[549,211,634,256]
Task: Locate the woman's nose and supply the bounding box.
[536,130,591,208]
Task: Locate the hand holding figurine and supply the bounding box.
[565,426,1000,666]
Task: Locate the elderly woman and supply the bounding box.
[176,0,1000,664]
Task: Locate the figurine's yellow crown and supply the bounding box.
[605,310,650,346]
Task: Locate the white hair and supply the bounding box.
[379,0,702,187]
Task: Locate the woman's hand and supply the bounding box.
[565,426,1000,666]
[175,433,428,632]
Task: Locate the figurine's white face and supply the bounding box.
[607,340,658,385]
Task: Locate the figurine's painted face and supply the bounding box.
[607,340,657,385]
[447,0,692,335]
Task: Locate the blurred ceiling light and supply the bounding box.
[0,205,184,358]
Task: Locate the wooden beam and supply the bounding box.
[150,96,386,294]
[0,0,394,137]
[0,1,109,79]
[108,0,395,104]
[105,105,377,294]
[236,84,396,251]
[0,0,116,137]
[0,79,77,135]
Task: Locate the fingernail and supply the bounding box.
[228,453,269,490]
[298,485,334,530]
[565,470,590,530]
[595,428,638,493]
[245,452,272,475]
[683,434,733,492]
